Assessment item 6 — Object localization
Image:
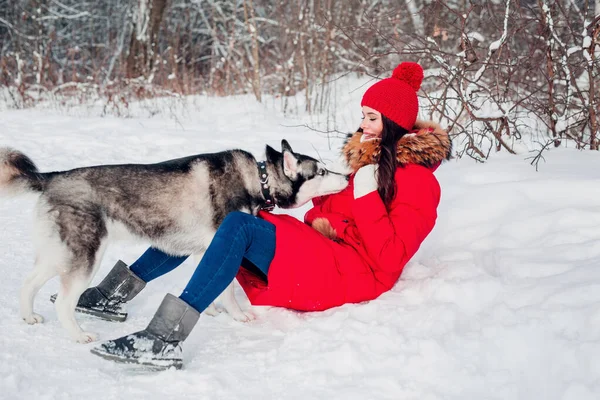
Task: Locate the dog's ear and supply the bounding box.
[265,145,281,164]
[281,139,294,154]
[281,142,299,180]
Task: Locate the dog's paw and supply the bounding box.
[203,303,221,317]
[23,313,44,324]
[232,310,256,323]
[76,331,98,344]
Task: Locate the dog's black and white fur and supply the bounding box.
[0,141,348,343]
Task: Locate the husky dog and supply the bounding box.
[0,140,349,343]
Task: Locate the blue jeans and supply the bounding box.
[129,211,276,313]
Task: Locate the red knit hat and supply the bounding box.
[361,62,424,131]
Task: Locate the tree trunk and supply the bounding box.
[587,15,600,150]
[404,0,424,36]
[126,0,168,79]
[243,0,261,102]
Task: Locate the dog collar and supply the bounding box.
[257,161,275,211]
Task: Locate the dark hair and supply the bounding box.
[358,115,408,208]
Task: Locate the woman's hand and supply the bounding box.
[353,164,378,199]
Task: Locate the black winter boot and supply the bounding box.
[89,294,200,370]
[50,260,146,322]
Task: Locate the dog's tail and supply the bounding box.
[0,147,45,196]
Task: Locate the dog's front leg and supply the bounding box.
[219,281,255,322]
[191,254,253,321]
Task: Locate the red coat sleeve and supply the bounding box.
[351,166,440,273]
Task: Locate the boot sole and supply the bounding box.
[49,294,127,322]
[90,347,183,370]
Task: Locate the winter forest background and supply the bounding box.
[1,2,600,398]
[1,0,599,160]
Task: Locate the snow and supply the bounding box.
[489,38,503,52]
[1,92,600,399]
[467,31,485,43]
[567,46,582,56]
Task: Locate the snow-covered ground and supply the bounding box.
[1,93,600,400]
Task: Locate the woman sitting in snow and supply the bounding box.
[84,61,452,369]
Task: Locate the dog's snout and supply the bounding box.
[345,175,350,181]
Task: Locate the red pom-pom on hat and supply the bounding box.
[391,62,423,91]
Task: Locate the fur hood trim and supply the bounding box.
[342,120,452,172]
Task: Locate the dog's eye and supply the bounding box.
[317,168,326,176]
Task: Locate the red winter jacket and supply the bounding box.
[236,120,451,311]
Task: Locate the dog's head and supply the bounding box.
[265,140,349,209]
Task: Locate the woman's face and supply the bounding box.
[360,106,383,142]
